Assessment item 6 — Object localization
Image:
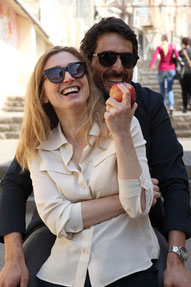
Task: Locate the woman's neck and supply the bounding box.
[57,108,89,144]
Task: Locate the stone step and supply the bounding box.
[171,113,191,123]
[142,84,181,91]
[0,112,23,124]
[174,130,191,138]
[171,113,191,137]
[0,123,22,132]
[6,95,25,101]
[3,99,25,107]
[2,106,24,112]
[140,80,181,88]
[171,121,191,131]
[0,132,20,139]
[0,112,23,139]
[1,95,25,113]
[0,112,23,138]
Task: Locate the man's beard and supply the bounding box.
[93,71,131,101]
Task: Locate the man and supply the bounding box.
[0,17,191,287]
[179,37,191,113]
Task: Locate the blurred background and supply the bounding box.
[1,0,191,108]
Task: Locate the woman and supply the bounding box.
[150,34,179,115]
[16,46,160,287]
[179,37,191,113]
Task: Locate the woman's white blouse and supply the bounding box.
[29,117,160,287]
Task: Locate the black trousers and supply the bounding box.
[23,226,167,287]
[180,72,191,110]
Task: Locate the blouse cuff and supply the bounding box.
[118,173,153,217]
[119,173,152,197]
[63,202,83,236]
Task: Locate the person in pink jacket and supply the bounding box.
[150,34,179,115]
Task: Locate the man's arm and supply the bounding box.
[0,157,33,242]
[163,230,191,287]
[0,233,29,287]
[0,157,33,286]
[134,83,191,286]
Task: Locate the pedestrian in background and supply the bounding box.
[150,34,178,116]
[179,37,191,113]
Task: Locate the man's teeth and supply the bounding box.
[62,87,79,95]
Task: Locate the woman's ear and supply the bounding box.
[42,95,49,104]
[41,91,49,104]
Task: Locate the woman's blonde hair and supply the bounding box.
[161,34,169,56]
[16,46,108,170]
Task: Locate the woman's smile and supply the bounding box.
[60,86,80,96]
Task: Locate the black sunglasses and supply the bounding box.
[44,61,87,83]
[92,51,139,68]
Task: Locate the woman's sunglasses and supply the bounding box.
[92,51,139,68]
[44,61,87,83]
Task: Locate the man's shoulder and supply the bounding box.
[132,82,163,105]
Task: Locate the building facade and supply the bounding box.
[1,0,191,108]
[0,0,53,107]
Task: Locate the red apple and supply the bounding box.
[109,83,136,107]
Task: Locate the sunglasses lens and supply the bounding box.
[44,62,86,83]
[120,54,134,68]
[45,68,64,83]
[98,52,117,67]
[69,62,85,78]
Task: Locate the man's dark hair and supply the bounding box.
[182,37,190,46]
[80,17,138,61]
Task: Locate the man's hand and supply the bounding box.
[151,178,160,206]
[163,252,191,287]
[163,230,191,286]
[150,64,156,69]
[0,257,29,287]
[0,232,29,287]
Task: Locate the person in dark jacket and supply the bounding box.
[179,37,191,113]
[0,17,191,287]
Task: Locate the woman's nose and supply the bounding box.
[63,71,74,83]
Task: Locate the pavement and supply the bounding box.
[0,137,191,273]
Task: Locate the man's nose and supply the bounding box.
[63,71,74,83]
[111,55,123,73]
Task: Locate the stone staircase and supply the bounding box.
[0,96,24,139]
[137,60,191,138]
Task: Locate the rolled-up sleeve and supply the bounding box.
[29,160,83,238]
[119,173,153,218]
[118,117,154,218]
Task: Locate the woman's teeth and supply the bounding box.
[62,87,79,95]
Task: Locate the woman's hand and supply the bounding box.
[150,64,156,69]
[104,84,137,139]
